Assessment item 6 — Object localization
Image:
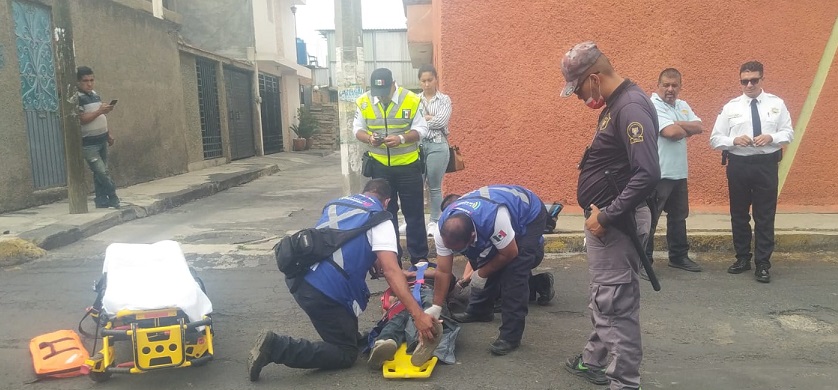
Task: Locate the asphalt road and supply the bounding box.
[2,155,837,390]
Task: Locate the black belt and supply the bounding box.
[723,150,781,165]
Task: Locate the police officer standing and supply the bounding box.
[247,179,440,381]
[435,185,549,356]
[354,68,430,265]
[559,41,660,390]
[710,61,794,283]
[645,68,704,275]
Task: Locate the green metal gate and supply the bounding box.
[13,0,66,189]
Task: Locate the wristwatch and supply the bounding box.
[398,135,405,144]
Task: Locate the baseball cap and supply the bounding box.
[560,41,603,98]
[370,68,394,98]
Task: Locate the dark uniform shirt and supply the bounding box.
[577,80,660,227]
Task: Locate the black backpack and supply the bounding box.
[274,204,392,286]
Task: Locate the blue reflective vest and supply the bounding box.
[438,185,544,267]
[304,193,385,317]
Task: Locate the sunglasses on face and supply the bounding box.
[740,77,762,86]
[574,71,601,93]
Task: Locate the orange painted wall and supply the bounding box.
[434,0,838,210]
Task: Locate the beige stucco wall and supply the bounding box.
[1,0,199,212]
[67,0,190,186]
[0,1,40,212]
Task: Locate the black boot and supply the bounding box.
[727,258,752,274]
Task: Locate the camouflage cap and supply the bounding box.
[560,41,603,98]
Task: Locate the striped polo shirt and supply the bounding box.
[77,90,109,140]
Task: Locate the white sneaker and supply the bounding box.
[426,222,438,237]
[399,223,407,235]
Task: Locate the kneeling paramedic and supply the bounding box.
[247,179,440,381]
[436,185,548,355]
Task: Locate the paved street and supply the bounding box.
[2,154,837,389]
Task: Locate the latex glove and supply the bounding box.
[470,270,488,290]
[424,304,442,320]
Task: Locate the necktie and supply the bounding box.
[750,99,762,137]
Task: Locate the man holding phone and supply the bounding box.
[77,66,120,209]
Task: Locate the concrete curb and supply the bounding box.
[16,164,279,251]
[400,231,838,255]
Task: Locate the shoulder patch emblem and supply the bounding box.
[771,107,780,114]
[627,122,644,144]
[361,101,368,110]
[599,112,611,131]
[402,109,411,119]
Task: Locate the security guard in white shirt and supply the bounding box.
[710,61,794,283]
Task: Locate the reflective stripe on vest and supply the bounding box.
[356,88,421,166]
[305,194,384,316]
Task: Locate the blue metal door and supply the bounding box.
[13,0,66,189]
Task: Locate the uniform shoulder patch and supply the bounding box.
[361,101,368,110]
[627,122,644,144]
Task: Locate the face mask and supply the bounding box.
[585,76,605,109]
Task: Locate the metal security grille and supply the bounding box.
[258,73,283,154]
[195,58,222,159]
[224,67,255,160]
[13,0,66,189]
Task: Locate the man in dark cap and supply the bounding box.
[353,68,430,266]
[559,41,660,390]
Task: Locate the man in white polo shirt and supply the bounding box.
[645,68,703,276]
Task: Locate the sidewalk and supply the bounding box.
[0,151,329,266]
[538,212,838,254]
[2,150,838,266]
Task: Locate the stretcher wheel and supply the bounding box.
[89,370,112,383]
[87,354,114,382]
[189,266,207,293]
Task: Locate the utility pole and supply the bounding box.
[335,0,365,195]
[54,1,88,214]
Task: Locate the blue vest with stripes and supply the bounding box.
[304,193,385,317]
[438,185,544,267]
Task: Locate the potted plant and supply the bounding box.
[289,107,319,151]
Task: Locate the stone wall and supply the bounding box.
[307,99,338,151]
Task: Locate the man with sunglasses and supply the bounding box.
[559,41,660,390]
[710,61,794,283]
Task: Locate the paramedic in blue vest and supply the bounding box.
[354,68,430,266]
[435,185,548,356]
[247,179,440,381]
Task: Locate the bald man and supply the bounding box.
[434,185,549,356]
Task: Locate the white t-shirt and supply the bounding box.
[368,220,398,252]
[435,206,516,257]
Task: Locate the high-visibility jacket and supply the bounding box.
[304,193,385,317]
[438,185,545,268]
[356,88,422,166]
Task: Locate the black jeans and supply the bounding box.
[371,159,428,263]
[268,278,359,369]
[645,179,690,262]
[466,207,546,344]
[726,154,780,268]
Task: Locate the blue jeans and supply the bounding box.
[82,141,117,206]
[422,141,449,222]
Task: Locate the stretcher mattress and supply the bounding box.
[101,240,212,322]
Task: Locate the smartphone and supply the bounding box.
[109,99,118,107]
